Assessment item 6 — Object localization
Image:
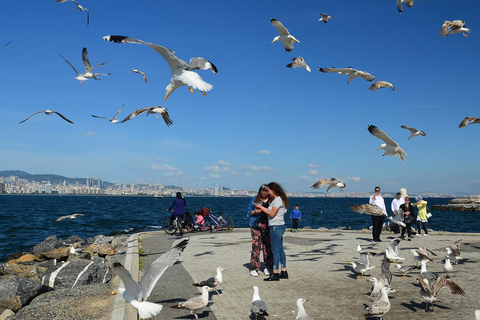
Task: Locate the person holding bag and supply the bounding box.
[414,195,429,236]
[399,197,416,241]
[246,184,273,277]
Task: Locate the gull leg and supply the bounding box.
[156,114,159,119]
[201,91,207,96]
[357,273,364,279]
[402,272,408,278]
[189,86,194,93]
[463,32,468,38]
[215,288,222,296]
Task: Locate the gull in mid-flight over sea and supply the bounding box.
[369,81,396,92]
[270,18,300,52]
[53,213,84,222]
[103,35,217,100]
[368,125,407,160]
[401,125,426,139]
[396,0,418,14]
[0,40,12,50]
[121,107,173,126]
[55,0,89,26]
[58,47,110,83]
[131,69,148,83]
[439,20,470,38]
[19,110,73,124]
[458,117,480,128]
[318,67,375,84]
[286,57,311,72]
[91,105,124,124]
[318,13,333,23]
[311,178,346,192]
[111,238,189,319]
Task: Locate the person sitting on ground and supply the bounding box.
[194,211,205,227]
[184,212,194,232]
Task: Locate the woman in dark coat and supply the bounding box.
[399,197,415,241]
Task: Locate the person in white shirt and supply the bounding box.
[369,186,386,242]
[391,192,405,234]
[255,182,289,281]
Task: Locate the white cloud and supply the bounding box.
[151,164,180,171]
[401,163,408,167]
[258,150,271,155]
[308,163,324,168]
[204,165,230,172]
[323,171,334,176]
[307,169,318,176]
[165,171,184,177]
[216,160,230,166]
[85,131,95,136]
[242,165,274,172]
[245,172,253,177]
[200,176,207,180]
[351,177,361,182]
[210,173,221,179]
[153,157,163,162]
[298,175,311,180]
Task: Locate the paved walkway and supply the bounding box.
[135,229,480,320]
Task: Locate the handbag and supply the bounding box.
[426,206,433,219]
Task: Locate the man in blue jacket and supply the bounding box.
[289,205,302,232]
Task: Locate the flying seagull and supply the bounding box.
[120,107,173,126]
[385,238,405,262]
[193,267,224,295]
[458,117,480,128]
[318,67,375,84]
[295,298,312,320]
[91,105,124,123]
[53,213,84,222]
[416,276,466,312]
[270,18,300,52]
[19,110,74,124]
[172,286,211,320]
[287,57,311,72]
[131,69,147,83]
[368,125,407,160]
[446,239,463,264]
[401,125,426,139]
[58,47,110,83]
[311,178,346,192]
[0,40,12,50]
[396,0,418,14]
[349,204,385,216]
[103,35,217,100]
[111,238,189,319]
[55,0,89,26]
[369,81,396,91]
[251,286,268,320]
[318,13,333,23]
[439,20,470,38]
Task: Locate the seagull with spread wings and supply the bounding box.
[311,177,346,192]
[439,20,470,38]
[121,107,173,126]
[401,125,426,139]
[55,0,89,26]
[103,35,217,100]
[270,18,300,52]
[131,69,148,83]
[369,81,396,92]
[58,47,110,83]
[318,13,333,23]
[111,238,189,319]
[19,110,74,124]
[396,0,418,14]
[91,105,124,124]
[458,117,480,129]
[286,57,311,72]
[368,125,407,160]
[416,276,466,312]
[318,67,375,84]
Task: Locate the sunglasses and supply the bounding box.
[375,190,380,192]
[261,185,268,190]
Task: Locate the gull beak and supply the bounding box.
[164,94,169,100]
[377,147,382,150]
[348,262,352,264]
[271,40,275,44]
[305,299,308,301]
[111,290,118,295]
[189,86,194,93]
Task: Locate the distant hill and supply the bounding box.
[0,170,113,186]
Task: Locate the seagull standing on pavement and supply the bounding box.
[193,267,224,295]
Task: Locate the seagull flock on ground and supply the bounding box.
[347,237,468,319]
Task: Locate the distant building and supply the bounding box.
[38,185,43,194]
[213,184,223,196]
[45,183,52,194]
[0,182,5,194]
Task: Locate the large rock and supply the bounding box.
[58,236,85,247]
[0,263,47,283]
[0,277,42,312]
[0,309,15,320]
[41,258,112,290]
[8,284,112,320]
[31,236,60,258]
[87,235,114,245]
[39,247,70,261]
[7,254,38,264]
[83,244,115,257]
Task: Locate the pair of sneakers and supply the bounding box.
[250,269,270,277]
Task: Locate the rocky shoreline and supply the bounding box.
[431,198,480,211]
[0,234,129,320]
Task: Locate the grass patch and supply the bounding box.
[139,258,144,270]
[139,247,145,256]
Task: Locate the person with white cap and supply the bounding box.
[413,195,429,236]
[391,192,405,234]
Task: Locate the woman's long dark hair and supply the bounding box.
[267,182,289,209]
[176,192,186,206]
[254,184,269,204]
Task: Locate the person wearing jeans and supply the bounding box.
[414,195,429,236]
[255,182,289,281]
[369,186,386,242]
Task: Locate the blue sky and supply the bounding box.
[0,0,479,193]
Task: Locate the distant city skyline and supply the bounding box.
[0,1,479,194]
